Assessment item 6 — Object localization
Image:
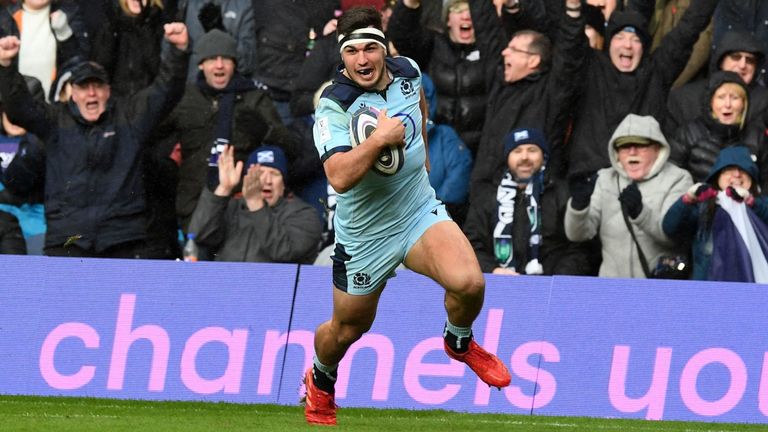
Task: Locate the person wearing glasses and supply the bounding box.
[565,114,693,279]
[468,0,587,202]
[668,71,768,192]
[667,31,768,137]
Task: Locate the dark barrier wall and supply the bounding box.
[1,255,766,423]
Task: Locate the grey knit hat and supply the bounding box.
[194,29,238,64]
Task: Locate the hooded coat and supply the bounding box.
[666,30,768,135]
[669,71,768,190]
[565,0,717,179]
[565,114,693,278]
[663,146,768,280]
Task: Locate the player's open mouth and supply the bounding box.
[357,68,374,77]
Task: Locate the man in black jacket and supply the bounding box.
[0,22,190,258]
[565,0,718,181]
[464,127,595,276]
[666,30,768,137]
[469,0,586,201]
[155,29,298,233]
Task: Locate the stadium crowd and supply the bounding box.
[0,0,767,283]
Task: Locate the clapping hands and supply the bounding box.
[214,145,243,197]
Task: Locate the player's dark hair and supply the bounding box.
[337,6,383,37]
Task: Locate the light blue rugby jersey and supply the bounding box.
[313,56,437,242]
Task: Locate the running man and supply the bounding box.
[305,6,511,426]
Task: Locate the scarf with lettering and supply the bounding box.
[493,171,543,274]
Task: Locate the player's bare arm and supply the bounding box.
[324,108,404,193]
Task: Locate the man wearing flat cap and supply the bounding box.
[156,28,295,233]
[565,114,693,278]
[464,127,594,276]
[0,22,190,258]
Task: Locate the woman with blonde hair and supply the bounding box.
[669,70,768,192]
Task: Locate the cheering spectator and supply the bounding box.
[663,146,768,282]
[389,0,488,155]
[564,0,717,181]
[565,114,692,278]
[188,145,322,263]
[0,22,190,258]
[469,0,587,200]
[669,71,768,192]
[465,127,594,276]
[155,29,294,232]
[667,31,768,136]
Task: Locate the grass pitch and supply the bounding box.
[1,395,765,431]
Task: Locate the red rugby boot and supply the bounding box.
[445,340,511,389]
[302,368,337,426]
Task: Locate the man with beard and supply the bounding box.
[464,127,593,276]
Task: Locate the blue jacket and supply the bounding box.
[427,120,472,205]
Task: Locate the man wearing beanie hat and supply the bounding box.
[0,23,190,258]
[566,114,693,279]
[565,0,717,181]
[465,127,595,276]
[157,26,296,233]
[188,144,322,263]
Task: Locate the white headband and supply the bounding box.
[338,28,388,54]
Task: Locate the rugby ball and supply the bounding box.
[349,106,405,176]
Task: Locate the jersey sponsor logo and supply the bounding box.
[317,117,331,144]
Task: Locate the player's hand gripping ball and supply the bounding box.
[349,106,405,176]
